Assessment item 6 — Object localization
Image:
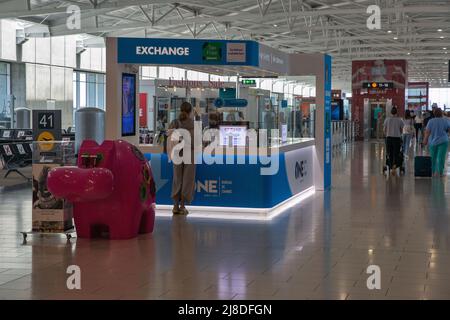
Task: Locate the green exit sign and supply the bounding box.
[241,79,256,86]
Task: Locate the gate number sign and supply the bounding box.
[38,112,55,129]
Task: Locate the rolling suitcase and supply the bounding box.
[414,156,432,177]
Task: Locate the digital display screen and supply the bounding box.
[331,103,341,121]
[219,126,247,147]
[122,73,136,137]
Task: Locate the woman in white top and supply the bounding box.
[414,110,424,143]
[402,110,415,158]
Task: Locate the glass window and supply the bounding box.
[0,62,11,128]
[73,70,106,112]
[430,88,450,110]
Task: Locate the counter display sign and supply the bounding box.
[363,82,393,89]
[219,125,247,147]
[281,124,288,143]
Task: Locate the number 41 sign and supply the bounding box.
[32,110,62,149]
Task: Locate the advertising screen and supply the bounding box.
[219,126,247,147]
[122,73,136,136]
[331,102,341,121]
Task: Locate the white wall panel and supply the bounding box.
[51,36,65,66]
[0,20,17,61]
[64,35,77,68]
[35,37,51,64]
[51,66,65,100]
[21,38,36,63]
[35,64,50,101]
[25,63,36,102]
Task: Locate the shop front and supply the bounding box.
[105,37,332,219]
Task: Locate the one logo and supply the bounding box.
[196,179,232,196]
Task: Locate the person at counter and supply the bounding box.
[169,102,196,215]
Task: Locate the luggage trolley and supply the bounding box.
[383,138,405,176]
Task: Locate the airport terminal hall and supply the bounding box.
[1,0,450,306]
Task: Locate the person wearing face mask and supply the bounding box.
[168,102,197,215]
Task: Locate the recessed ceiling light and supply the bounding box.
[273,24,278,27]
[444,47,447,50]
[440,36,445,39]
[407,52,411,55]
[387,30,392,34]
[393,37,398,40]
[438,29,443,32]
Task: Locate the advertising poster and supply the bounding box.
[324,55,332,189]
[122,73,137,136]
[139,92,148,127]
[32,164,73,232]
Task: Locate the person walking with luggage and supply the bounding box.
[402,110,415,159]
[168,102,197,215]
[423,108,450,178]
[384,107,404,174]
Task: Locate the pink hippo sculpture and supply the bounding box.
[47,140,156,239]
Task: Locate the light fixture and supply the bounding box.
[444,47,447,50]
[440,36,445,39]
[438,29,443,32]
[407,52,411,55]
[393,37,398,40]
[387,30,392,34]
[273,24,278,27]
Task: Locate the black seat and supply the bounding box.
[0,143,32,181]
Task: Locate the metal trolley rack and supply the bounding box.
[21,229,76,244]
[21,141,77,245]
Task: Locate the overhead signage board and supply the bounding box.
[258,43,289,75]
[118,38,259,66]
[214,98,248,108]
[362,82,394,89]
[219,88,237,100]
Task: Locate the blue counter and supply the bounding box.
[143,140,316,218]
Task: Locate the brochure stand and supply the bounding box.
[21,141,77,244]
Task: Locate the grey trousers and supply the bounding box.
[171,163,196,204]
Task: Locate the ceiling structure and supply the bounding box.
[1,0,450,90]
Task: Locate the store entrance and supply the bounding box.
[370,100,386,139]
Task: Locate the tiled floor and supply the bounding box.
[0,141,450,300]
